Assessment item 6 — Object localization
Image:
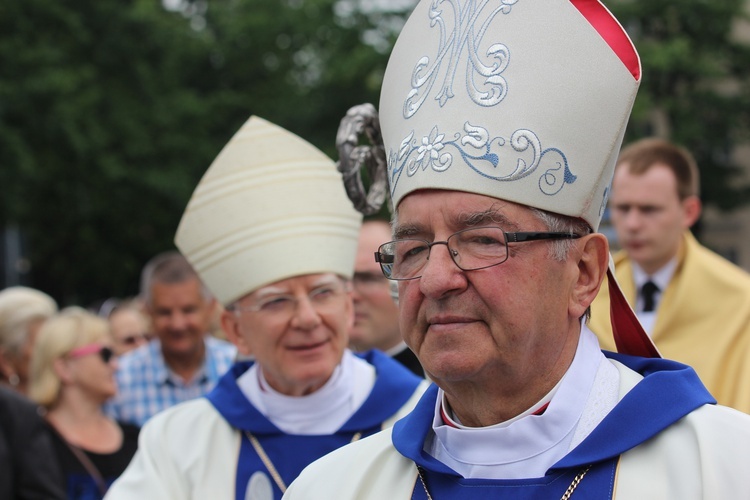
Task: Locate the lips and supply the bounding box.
[427,315,477,331]
[623,238,646,249]
[287,339,328,351]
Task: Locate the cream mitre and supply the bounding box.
[175,116,362,306]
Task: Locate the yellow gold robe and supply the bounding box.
[590,231,750,413]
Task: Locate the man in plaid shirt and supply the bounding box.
[105,251,236,426]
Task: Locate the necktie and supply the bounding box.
[641,281,659,312]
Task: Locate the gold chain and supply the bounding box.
[560,465,592,500]
[245,431,362,493]
[416,464,592,500]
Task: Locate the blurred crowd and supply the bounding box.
[0,251,237,499]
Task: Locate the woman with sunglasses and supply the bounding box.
[29,307,139,499]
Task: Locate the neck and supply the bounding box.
[48,389,108,426]
[47,388,123,454]
[163,343,206,382]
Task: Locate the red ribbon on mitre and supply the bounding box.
[606,266,661,358]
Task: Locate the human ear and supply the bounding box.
[570,233,608,318]
[220,309,253,356]
[682,195,702,228]
[53,358,73,385]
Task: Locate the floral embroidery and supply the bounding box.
[389,123,577,196]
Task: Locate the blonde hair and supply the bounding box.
[29,307,109,408]
[0,287,57,356]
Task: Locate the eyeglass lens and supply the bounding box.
[99,347,114,363]
[244,281,346,314]
[377,227,580,280]
[378,227,510,280]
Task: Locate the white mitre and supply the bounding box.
[175,116,362,305]
[381,1,659,357]
[379,0,640,231]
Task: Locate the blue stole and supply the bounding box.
[205,350,423,500]
[391,353,715,499]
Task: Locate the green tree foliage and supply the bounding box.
[609,0,750,210]
[0,0,403,305]
[3,0,749,305]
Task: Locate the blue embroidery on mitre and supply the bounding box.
[388,123,577,197]
[403,0,519,119]
[600,185,611,217]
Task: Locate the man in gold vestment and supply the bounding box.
[589,138,750,413]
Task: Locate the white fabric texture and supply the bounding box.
[284,361,750,500]
[105,380,428,500]
[237,349,376,435]
[428,326,618,479]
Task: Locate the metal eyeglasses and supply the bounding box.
[374,226,582,280]
[231,280,349,316]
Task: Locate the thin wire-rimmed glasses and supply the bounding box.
[231,279,349,316]
[374,226,582,280]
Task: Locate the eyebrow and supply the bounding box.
[392,223,425,240]
[456,208,520,231]
[393,207,521,239]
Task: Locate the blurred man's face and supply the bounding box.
[349,221,402,352]
[147,278,214,362]
[609,163,698,274]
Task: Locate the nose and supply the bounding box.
[616,207,641,231]
[168,312,188,331]
[350,283,364,302]
[419,242,467,299]
[290,296,323,330]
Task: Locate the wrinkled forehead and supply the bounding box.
[392,189,539,237]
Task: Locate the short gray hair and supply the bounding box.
[528,208,592,261]
[139,251,213,306]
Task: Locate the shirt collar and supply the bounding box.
[151,338,209,387]
[631,256,678,292]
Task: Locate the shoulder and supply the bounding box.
[0,386,40,424]
[0,387,48,440]
[679,403,750,440]
[107,398,238,499]
[142,397,224,431]
[686,235,750,288]
[286,428,417,499]
[136,398,238,464]
[615,404,750,497]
